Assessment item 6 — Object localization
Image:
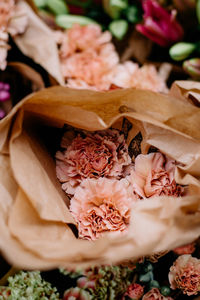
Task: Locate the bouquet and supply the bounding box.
[0,85,200,271]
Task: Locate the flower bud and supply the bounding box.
[169,42,196,61]
[183,58,200,79]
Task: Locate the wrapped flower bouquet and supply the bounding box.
[0,85,199,270]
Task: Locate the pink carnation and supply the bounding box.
[122,283,144,299]
[70,178,132,240]
[169,254,200,296]
[57,23,112,58]
[173,242,196,255]
[0,0,27,70]
[109,62,168,93]
[56,129,131,194]
[142,288,173,300]
[128,152,184,200]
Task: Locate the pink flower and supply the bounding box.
[169,254,200,295]
[122,283,144,299]
[63,287,91,300]
[56,129,131,194]
[142,288,173,300]
[0,0,27,70]
[58,24,112,58]
[109,62,168,92]
[128,152,184,200]
[136,0,184,47]
[70,178,132,240]
[77,277,96,290]
[173,242,196,255]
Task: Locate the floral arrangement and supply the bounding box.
[55,127,186,241]
[0,0,200,299]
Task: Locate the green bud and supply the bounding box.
[143,263,153,273]
[149,280,160,289]
[160,286,171,297]
[46,0,68,15]
[139,271,154,283]
[169,42,196,61]
[108,19,128,40]
[56,15,97,29]
[183,58,200,79]
[103,0,128,19]
[33,0,47,8]
[123,5,141,23]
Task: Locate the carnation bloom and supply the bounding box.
[173,242,196,255]
[109,61,168,92]
[128,152,184,200]
[70,178,132,240]
[122,283,144,299]
[0,0,27,70]
[56,129,131,194]
[57,24,112,57]
[142,288,173,300]
[169,254,200,295]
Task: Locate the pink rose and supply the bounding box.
[169,254,200,296]
[142,288,173,300]
[77,277,96,290]
[128,152,184,200]
[63,287,91,300]
[56,129,131,194]
[70,178,132,240]
[122,283,144,299]
[173,242,196,255]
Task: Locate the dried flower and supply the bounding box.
[122,283,144,299]
[56,129,131,194]
[173,242,196,255]
[77,276,96,290]
[136,0,184,47]
[63,287,92,300]
[169,254,200,295]
[142,288,173,300]
[70,178,132,240]
[128,152,184,200]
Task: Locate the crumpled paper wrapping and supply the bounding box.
[14,0,64,85]
[0,85,200,270]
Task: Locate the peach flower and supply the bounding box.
[109,62,168,92]
[56,24,112,58]
[70,178,132,240]
[122,283,144,299]
[142,288,173,300]
[169,254,200,295]
[0,0,27,70]
[128,152,184,200]
[61,44,119,90]
[56,129,131,194]
[173,242,196,255]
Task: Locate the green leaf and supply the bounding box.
[56,14,97,29]
[46,0,68,15]
[33,0,47,8]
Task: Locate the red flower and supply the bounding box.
[122,283,144,299]
[136,0,184,47]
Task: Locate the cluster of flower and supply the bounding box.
[0,0,27,70]
[55,23,168,92]
[56,128,185,241]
